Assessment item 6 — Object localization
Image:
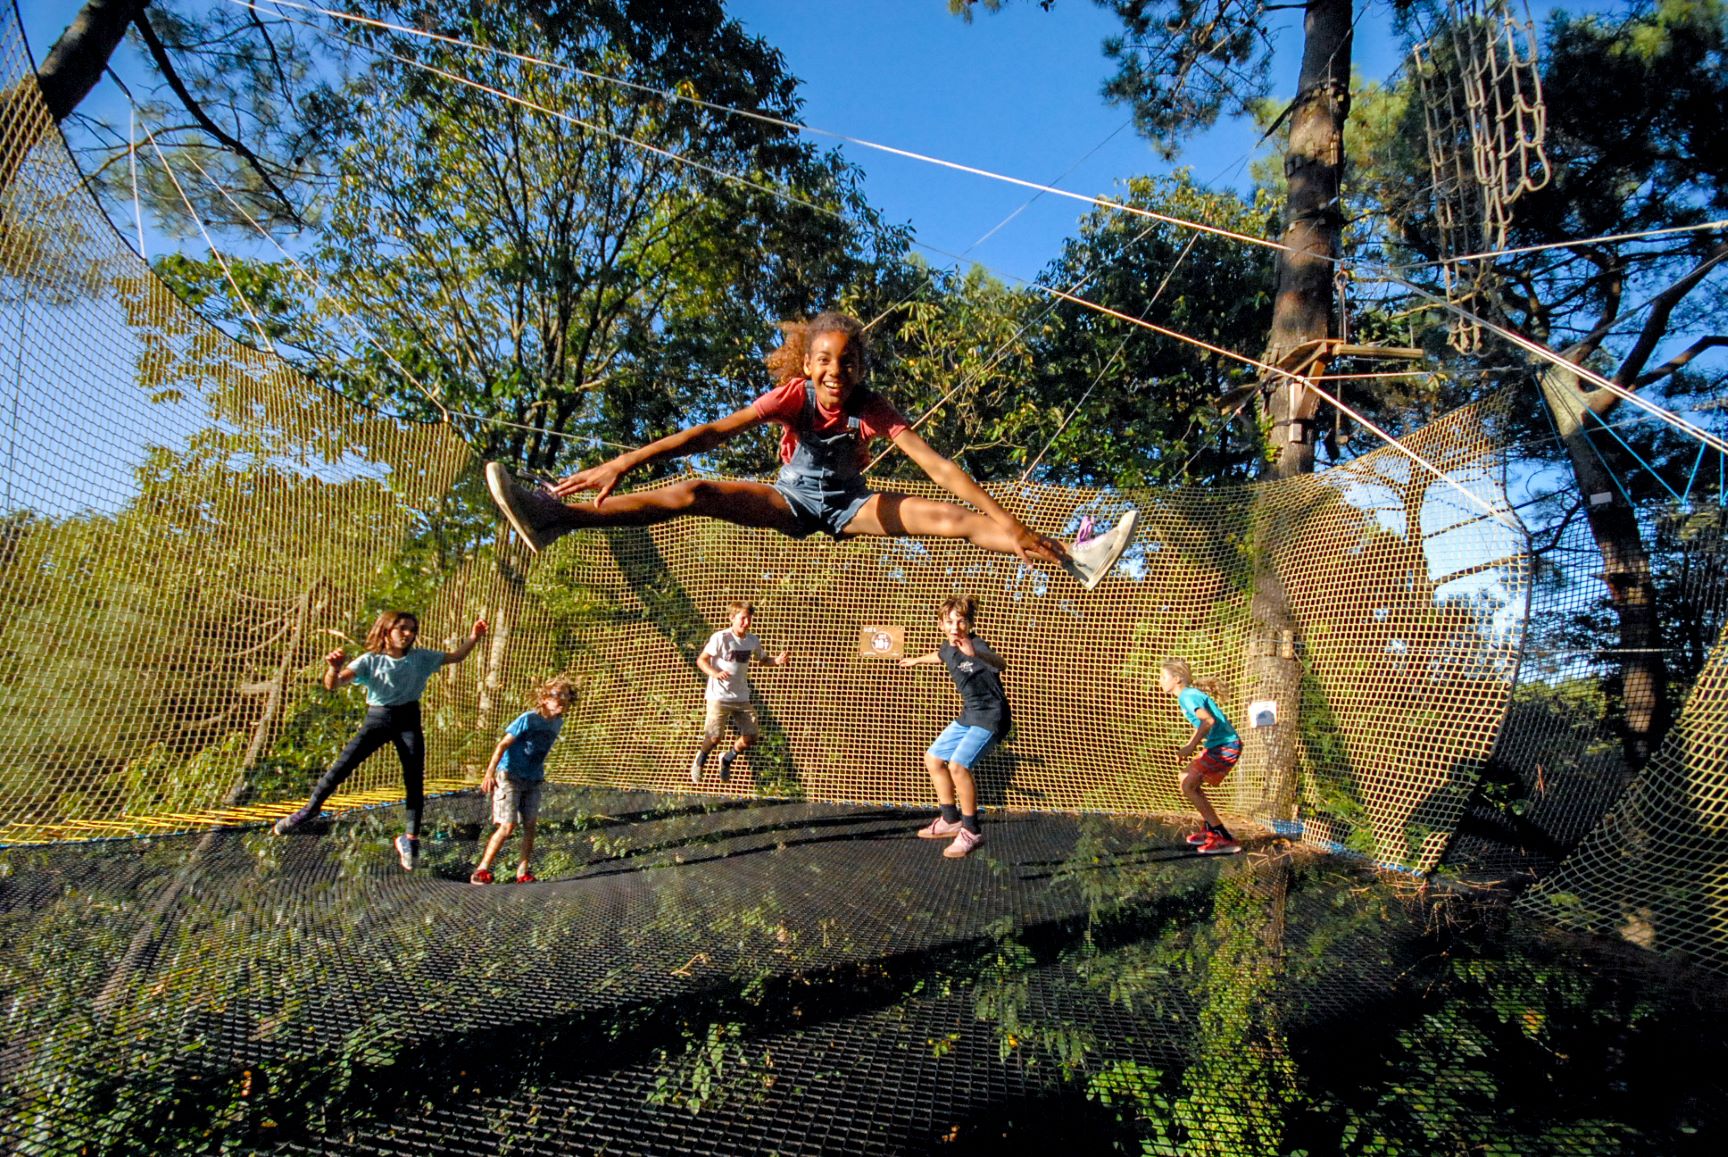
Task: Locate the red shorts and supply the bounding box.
[1191,742,1242,786]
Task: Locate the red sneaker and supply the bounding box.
[515,870,538,884]
[1196,831,1241,856]
[470,868,495,885]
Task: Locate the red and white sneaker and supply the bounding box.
[470,867,495,885]
[1196,830,1241,856]
[943,827,984,859]
[515,869,538,884]
[917,816,964,839]
[1185,829,1213,846]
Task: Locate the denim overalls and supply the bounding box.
[772,382,876,539]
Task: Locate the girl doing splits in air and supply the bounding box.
[485,312,1136,589]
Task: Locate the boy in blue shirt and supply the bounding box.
[471,677,576,884]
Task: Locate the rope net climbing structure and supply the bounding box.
[1413,0,1550,352]
[1,3,1726,979]
[0,7,1531,879]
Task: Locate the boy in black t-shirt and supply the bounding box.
[899,595,1010,859]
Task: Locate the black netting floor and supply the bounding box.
[4,787,1726,1154]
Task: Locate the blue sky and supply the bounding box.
[727,0,1291,285]
[724,0,1595,286]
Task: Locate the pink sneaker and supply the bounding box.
[917,816,963,839]
[943,827,984,859]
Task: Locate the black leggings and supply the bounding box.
[300,702,426,837]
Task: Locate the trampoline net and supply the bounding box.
[1,3,1725,975]
[0,16,1526,872]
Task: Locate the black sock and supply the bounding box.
[940,804,961,824]
[960,814,980,834]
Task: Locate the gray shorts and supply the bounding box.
[493,774,544,825]
[773,469,873,540]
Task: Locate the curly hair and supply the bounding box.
[763,311,868,383]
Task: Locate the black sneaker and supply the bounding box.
[484,461,570,554]
[272,811,306,836]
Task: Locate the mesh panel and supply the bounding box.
[1519,613,1728,965]
[503,401,1525,877]
[2,797,1722,1153]
[0,37,473,838]
[0,11,1529,876]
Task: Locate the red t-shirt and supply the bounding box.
[752,378,910,467]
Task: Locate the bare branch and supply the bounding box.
[133,10,303,225]
[1634,335,1728,389]
[1615,239,1728,387]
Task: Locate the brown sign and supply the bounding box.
[857,625,905,660]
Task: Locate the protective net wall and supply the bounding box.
[1517,613,1728,966]
[500,412,1524,875]
[0,12,1533,875]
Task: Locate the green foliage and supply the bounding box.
[1027,173,1276,487]
[146,1,910,482]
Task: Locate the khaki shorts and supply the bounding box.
[492,774,544,825]
[703,701,759,741]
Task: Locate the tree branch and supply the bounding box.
[1634,335,1728,389]
[1615,239,1728,387]
[133,10,303,225]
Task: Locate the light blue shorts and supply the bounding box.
[773,468,873,540]
[927,721,999,769]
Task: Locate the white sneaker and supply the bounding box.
[484,461,569,554]
[1062,508,1140,590]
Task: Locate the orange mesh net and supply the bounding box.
[0,14,1527,879]
[16,8,1727,977]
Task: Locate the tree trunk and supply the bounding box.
[1263,0,1352,480]
[1,0,144,193]
[1251,0,1353,821]
[1538,363,1671,770]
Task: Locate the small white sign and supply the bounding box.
[1248,699,1278,728]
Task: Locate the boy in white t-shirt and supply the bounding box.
[691,601,789,783]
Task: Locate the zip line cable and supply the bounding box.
[125,15,1533,522]
[185,2,1728,486]
[1035,284,1524,532]
[229,0,1728,274]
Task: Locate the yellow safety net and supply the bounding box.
[0,11,1531,884]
